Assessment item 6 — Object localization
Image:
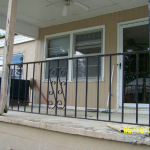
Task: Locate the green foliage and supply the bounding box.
[0,33,5,37]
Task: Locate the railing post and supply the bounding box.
[24,64,28,112]
[85,58,88,119]
[55,60,59,116]
[75,59,78,118]
[109,56,112,121]
[122,55,125,123]
[47,62,50,115]
[39,62,42,114]
[136,54,139,124]
[64,59,68,117]
[31,63,35,113]
[6,65,11,110]
[17,64,21,111]
[97,57,100,120]
[11,65,15,110]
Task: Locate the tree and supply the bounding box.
[0,33,5,37]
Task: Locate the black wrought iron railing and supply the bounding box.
[1,50,150,129]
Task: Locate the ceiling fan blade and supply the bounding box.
[134,44,143,49]
[123,45,130,49]
[135,43,148,45]
[62,5,68,16]
[73,1,89,11]
[46,3,53,7]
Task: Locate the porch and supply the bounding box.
[7,106,149,125]
[0,111,149,147]
[3,50,149,127]
[0,0,150,148]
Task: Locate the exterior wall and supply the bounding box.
[34,5,148,109]
[0,40,36,80]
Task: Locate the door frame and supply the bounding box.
[117,17,149,109]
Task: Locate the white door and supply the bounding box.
[118,18,149,108]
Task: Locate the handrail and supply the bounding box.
[7,50,150,66]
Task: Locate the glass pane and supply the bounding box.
[74,31,102,55]
[0,55,23,79]
[48,36,69,58]
[123,24,149,104]
[76,32,101,44]
[45,60,67,80]
[12,55,23,64]
[12,55,23,79]
[73,57,102,79]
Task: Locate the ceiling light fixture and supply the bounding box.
[62,0,89,17]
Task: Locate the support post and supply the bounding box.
[0,0,18,114]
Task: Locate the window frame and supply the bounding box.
[0,52,24,79]
[44,25,105,82]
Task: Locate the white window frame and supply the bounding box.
[0,52,24,79]
[44,25,105,82]
[117,17,149,109]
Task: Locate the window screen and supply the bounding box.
[74,31,101,56]
[73,31,102,79]
[48,36,69,58]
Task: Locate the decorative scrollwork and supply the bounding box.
[48,100,53,109]
[58,90,63,95]
[49,91,54,95]
[48,65,68,110]
[60,67,67,76]
[51,81,56,85]
[50,67,57,76]
[57,100,62,105]
[48,101,53,105]
[60,81,66,85]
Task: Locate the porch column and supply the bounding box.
[0,0,18,114]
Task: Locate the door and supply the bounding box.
[118,19,149,107]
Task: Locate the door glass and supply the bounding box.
[123,24,149,104]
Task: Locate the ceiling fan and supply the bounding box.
[124,39,148,50]
[46,0,89,16]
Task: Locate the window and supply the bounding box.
[45,36,70,79]
[73,31,102,79]
[47,36,69,58]
[0,54,23,79]
[44,26,104,81]
[12,54,23,79]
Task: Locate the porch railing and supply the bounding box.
[2,50,150,128]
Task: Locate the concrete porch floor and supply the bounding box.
[0,110,150,146]
[0,109,150,147]
[8,106,149,125]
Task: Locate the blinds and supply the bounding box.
[75,31,102,55]
[48,36,69,58]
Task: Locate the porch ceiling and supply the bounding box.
[0,0,148,38]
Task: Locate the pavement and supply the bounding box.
[0,108,150,146]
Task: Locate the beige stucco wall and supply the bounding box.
[0,40,36,80]
[32,5,149,109]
